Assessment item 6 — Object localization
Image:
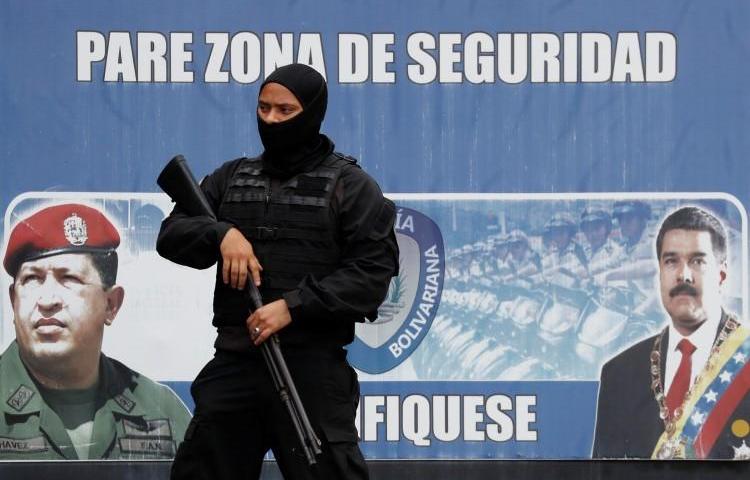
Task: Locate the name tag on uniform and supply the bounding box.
[0,436,48,454]
[119,438,176,457]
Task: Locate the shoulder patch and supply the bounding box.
[0,436,48,454]
[114,394,136,413]
[6,385,34,412]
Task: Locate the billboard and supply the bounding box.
[1,0,749,461]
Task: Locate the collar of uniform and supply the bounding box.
[1,342,85,459]
[1,342,146,417]
[84,355,148,459]
[557,241,578,256]
[97,354,148,420]
[0,341,44,416]
[0,343,147,459]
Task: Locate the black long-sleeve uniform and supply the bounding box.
[160,137,398,480]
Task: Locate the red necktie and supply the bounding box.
[665,339,697,418]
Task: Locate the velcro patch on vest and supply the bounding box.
[274,194,327,207]
[113,394,135,413]
[119,437,176,457]
[0,436,48,454]
[293,176,331,196]
[6,385,35,412]
[232,177,267,188]
[122,418,173,438]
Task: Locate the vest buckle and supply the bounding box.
[256,226,278,240]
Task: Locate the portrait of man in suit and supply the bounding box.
[593,206,750,459]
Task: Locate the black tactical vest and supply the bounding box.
[212,153,357,348]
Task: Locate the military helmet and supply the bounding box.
[543,212,577,234]
[612,200,651,220]
[580,208,612,231]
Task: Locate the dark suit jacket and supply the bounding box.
[593,331,666,458]
[592,313,750,459]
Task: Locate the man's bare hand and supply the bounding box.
[219,227,262,289]
[247,299,292,345]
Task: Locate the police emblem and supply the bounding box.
[63,213,88,246]
[348,206,445,374]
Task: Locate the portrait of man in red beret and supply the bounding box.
[0,203,191,460]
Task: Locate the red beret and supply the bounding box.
[3,203,120,277]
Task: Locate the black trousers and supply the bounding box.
[171,347,369,480]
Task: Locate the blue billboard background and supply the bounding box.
[1,0,749,461]
[1,1,748,203]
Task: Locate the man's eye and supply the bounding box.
[62,274,84,284]
[20,274,41,285]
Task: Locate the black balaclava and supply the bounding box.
[257,63,329,177]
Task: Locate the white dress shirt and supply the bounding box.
[664,309,722,394]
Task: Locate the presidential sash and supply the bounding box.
[652,324,750,459]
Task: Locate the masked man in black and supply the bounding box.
[158,63,399,479]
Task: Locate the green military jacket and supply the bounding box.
[0,341,191,460]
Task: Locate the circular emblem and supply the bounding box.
[348,206,445,374]
[63,213,88,246]
[732,419,750,438]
